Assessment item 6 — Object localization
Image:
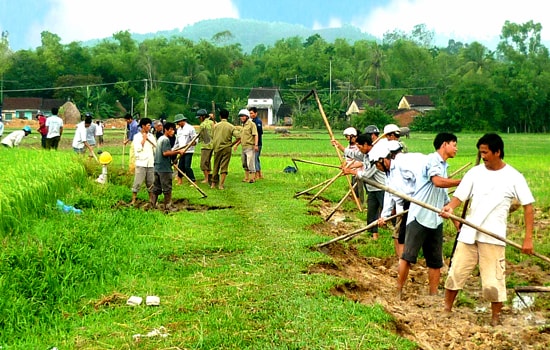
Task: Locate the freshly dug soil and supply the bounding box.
[310,202,550,350]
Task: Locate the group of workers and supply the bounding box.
[333,125,534,326]
[0,108,105,151]
[127,107,264,211]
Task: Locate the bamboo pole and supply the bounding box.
[363,179,550,264]
[308,171,344,204]
[317,211,406,248]
[325,182,357,221]
[173,163,207,198]
[292,158,341,169]
[302,89,362,211]
[449,161,472,178]
[514,286,550,293]
[294,177,334,198]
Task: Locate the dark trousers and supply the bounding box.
[177,153,195,182]
[367,190,384,233]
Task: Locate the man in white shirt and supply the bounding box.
[131,118,157,205]
[45,106,64,150]
[2,126,31,147]
[173,114,197,185]
[441,133,534,326]
[72,117,94,155]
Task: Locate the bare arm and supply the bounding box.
[522,203,534,254]
[431,175,460,188]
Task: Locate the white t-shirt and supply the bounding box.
[46,115,64,138]
[133,132,157,167]
[72,122,88,149]
[174,123,197,153]
[455,164,534,246]
[95,122,104,136]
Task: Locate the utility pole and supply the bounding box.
[143,79,148,119]
[329,57,332,105]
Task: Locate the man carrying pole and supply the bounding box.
[396,132,461,299]
[440,133,534,326]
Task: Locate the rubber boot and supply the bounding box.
[146,192,158,210]
[163,193,176,212]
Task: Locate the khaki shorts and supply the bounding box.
[445,241,506,302]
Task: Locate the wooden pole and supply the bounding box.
[291,158,341,169]
[294,177,334,198]
[325,182,357,221]
[308,171,344,204]
[173,163,208,198]
[364,178,550,264]
[317,211,406,248]
[303,89,362,211]
[449,156,480,268]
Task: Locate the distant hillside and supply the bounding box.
[87,18,378,52]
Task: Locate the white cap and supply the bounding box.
[368,138,390,163]
[387,140,403,153]
[343,127,357,136]
[383,124,400,135]
[238,109,250,117]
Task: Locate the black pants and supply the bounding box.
[177,153,195,182]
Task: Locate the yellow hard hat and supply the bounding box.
[98,151,113,165]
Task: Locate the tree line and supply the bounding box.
[0,21,548,132]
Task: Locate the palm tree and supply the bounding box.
[361,43,390,93]
[180,52,210,106]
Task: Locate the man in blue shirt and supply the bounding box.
[396,133,461,299]
[248,107,263,180]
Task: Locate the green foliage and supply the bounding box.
[4,19,550,131]
[0,149,88,234]
[352,106,396,132]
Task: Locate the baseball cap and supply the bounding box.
[364,125,380,134]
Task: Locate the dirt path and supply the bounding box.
[310,204,550,350]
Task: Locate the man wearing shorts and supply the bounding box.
[441,133,534,326]
[396,133,461,298]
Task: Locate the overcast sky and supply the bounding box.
[1,0,548,51]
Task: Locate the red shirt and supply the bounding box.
[38,115,47,135]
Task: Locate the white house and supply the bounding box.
[247,87,283,125]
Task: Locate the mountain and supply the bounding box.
[85,18,378,52]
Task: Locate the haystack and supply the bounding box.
[60,101,81,125]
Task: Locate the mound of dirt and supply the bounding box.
[311,202,550,350]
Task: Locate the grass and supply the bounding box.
[0,128,548,349]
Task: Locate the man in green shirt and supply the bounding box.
[197,109,215,184]
[233,109,258,183]
[211,109,240,190]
